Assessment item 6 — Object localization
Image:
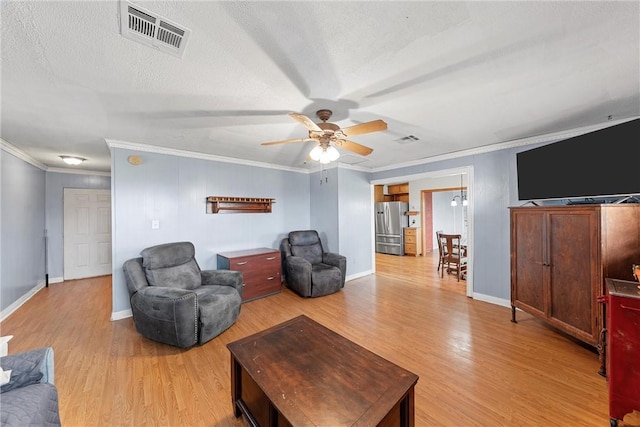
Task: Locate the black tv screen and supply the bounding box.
[516,118,640,201]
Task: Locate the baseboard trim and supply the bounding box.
[346,270,373,282]
[472,292,511,308]
[0,280,46,322]
[110,309,133,321]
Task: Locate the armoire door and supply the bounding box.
[511,210,546,317]
[547,209,599,343]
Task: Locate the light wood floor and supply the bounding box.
[2,252,638,427]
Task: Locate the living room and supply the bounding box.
[2,1,640,425]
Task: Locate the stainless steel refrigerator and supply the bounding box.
[375,201,409,255]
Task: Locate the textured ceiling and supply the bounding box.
[2,1,639,173]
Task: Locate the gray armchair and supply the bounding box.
[123,241,243,348]
[280,230,347,297]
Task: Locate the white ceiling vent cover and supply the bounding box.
[119,1,191,58]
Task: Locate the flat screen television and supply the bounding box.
[516,118,640,202]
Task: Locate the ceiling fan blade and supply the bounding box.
[333,139,374,156]
[289,113,322,132]
[341,119,387,136]
[261,138,316,146]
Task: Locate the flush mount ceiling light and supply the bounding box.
[60,155,86,166]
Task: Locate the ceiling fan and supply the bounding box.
[261,109,387,163]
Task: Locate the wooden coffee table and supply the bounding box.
[227,315,419,427]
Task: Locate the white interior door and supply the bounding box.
[63,188,112,280]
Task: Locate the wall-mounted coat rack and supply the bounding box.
[206,196,275,214]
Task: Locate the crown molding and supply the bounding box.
[105,138,312,174]
[2,139,111,176]
[1,139,48,170]
[46,167,111,176]
[369,116,639,173]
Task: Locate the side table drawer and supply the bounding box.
[218,248,282,302]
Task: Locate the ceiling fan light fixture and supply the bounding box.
[60,155,86,165]
[326,145,340,161]
[309,145,340,164]
[309,145,323,161]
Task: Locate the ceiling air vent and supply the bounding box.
[394,135,420,144]
[119,1,191,58]
[337,155,368,165]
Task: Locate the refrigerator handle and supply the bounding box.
[385,204,391,233]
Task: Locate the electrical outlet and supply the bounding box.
[151,220,160,229]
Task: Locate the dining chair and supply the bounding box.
[438,233,467,281]
[435,230,446,273]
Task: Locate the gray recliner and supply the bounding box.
[280,230,347,297]
[123,241,243,348]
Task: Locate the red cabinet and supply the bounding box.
[603,278,640,427]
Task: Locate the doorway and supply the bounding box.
[421,182,468,255]
[372,166,474,297]
[63,188,112,280]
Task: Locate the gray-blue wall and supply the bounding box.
[370,149,519,301]
[337,167,373,275]
[2,138,569,317]
[110,148,318,315]
[111,150,377,316]
[309,167,339,253]
[45,172,111,280]
[1,151,46,312]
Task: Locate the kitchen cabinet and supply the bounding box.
[509,205,640,356]
[404,227,422,256]
[388,183,409,194]
[375,183,410,203]
[388,183,409,202]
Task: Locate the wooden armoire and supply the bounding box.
[509,204,640,355]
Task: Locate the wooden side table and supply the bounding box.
[217,248,281,302]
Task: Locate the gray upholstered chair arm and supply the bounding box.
[201,270,243,294]
[323,252,346,268]
[323,252,347,284]
[285,255,312,296]
[123,257,148,295]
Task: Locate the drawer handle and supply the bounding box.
[266,276,275,280]
[266,256,277,260]
[620,304,640,313]
[236,261,248,266]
